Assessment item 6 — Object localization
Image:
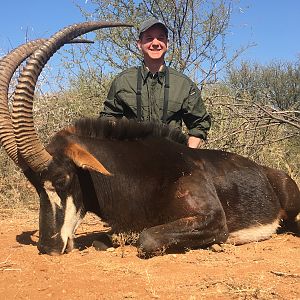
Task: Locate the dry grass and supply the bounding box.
[0,253,21,272]
[0,156,38,214]
[0,83,299,208]
[204,85,300,186]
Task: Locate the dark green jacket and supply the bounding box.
[100,64,211,140]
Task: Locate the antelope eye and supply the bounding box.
[53,174,72,192]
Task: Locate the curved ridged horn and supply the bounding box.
[0,38,95,170]
[0,39,47,170]
[12,22,133,173]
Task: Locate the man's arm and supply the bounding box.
[100,78,124,119]
[183,82,211,147]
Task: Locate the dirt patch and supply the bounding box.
[0,211,299,300]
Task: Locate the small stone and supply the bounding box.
[92,240,110,251]
[210,244,224,252]
[106,247,116,252]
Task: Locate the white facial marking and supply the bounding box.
[296,213,300,232]
[227,219,280,245]
[60,196,83,253]
[44,180,62,209]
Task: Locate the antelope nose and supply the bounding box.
[37,241,63,256]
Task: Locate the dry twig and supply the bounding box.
[270,271,300,278]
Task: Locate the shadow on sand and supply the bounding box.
[16,230,113,251]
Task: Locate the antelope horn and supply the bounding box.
[12,21,133,173]
[0,38,95,171]
[0,39,47,170]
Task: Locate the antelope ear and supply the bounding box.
[64,143,112,176]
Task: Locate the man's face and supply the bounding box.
[137,25,168,62]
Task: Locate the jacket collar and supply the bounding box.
[141,62,167,84]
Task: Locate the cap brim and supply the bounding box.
[139,20,168,37]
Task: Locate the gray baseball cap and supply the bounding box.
[138,17,168,38]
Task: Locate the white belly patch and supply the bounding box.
[227,219,280,245]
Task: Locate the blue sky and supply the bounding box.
[0,0,299,65]
[228,0,300,64]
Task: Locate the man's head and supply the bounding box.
[138,18,168,39]
[137,18,168,65]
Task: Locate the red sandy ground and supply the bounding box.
[0,210,299,300]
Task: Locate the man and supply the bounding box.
[100,18,211,148]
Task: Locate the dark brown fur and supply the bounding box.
[40,118,299,256]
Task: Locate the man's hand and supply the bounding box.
[188,136,205,148]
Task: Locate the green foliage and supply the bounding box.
[225,59,300,152]
[75,0,246,83]
[228,60,300,110]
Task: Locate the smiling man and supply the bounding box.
[100,18,211,148]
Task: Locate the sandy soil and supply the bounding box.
[0,210,299,300]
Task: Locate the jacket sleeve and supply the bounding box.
[182,82,211,140]
[99,78,124,119]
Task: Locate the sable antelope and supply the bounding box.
[0,22,299,257]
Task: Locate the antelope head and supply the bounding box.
[0,22,132,254]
